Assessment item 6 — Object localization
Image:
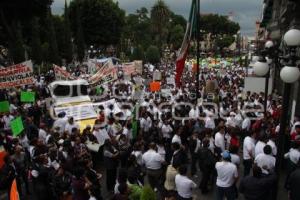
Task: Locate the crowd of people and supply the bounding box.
[0,61,299,200]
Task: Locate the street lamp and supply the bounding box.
[276,29,300,177]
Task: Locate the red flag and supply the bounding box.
[175,0,196,87]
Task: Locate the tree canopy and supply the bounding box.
[69,0,125,47]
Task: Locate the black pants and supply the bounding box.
[177,194,193,200]
[216,185,236,200]
[199,167,213,193]
[106,168,117,191]
[243,159,253,176]
[146,168,162,190]
[191,153,198,176]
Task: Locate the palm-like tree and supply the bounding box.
[150,0,170,50]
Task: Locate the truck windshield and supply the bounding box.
[53,85,88,97]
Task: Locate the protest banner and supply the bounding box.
[0,101,10,113]
[150,81,161,92]
[122,62,137,76]
[54,104,98,121]
[10,117,24,137]
[20,91,35,102]
[53,64,74,80]
[0,60,34,89]
[88,61,117,85]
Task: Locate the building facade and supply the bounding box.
[260,0,300,117]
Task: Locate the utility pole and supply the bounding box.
[196,0,200,99]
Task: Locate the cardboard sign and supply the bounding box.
[10,117,24,137]
[0,60,34,89]
[150,81,161,92]
[21,91,35,102]
[0,101,10,113]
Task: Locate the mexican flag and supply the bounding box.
[175,0,197,87]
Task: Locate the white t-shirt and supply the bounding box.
[230,154,240,166]
[285,148,300,164]
[38,129,47,143]
[267,140,277,156]
[161,124,173,139]
[215,132,225,152]
[172,134,181,145]
[142,149,164,170]
[64,122,80,134]
[255,141,266,158]
[215,161,238,187]
[255,153,276,174]
[175,174,196,198]
[93,129,110,146]
[53,117,68,133]
[243,136,255,160]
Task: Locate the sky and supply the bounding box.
[52,0,263,37]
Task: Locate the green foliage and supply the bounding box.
[63,0,73,63]
[146,45,160,64]
[131,45,145,61]
[45,10,60,64]
[69,0,125,46]
[169,24,185,50]
[216,35,235,49]
[140,185,156,200]
[8,22,25,63]
[151,0,171,49]
[29,18,43,64]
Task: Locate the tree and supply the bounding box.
[169,24,184,50]
[199,14,240,51]
[75,4,85,62]
[44,9,60,64]
[69,0,125,48]
[146,45,160,64]
[150,0,170,49]
[130,45,144,61]
[0,0,52,62]
[29,18,43,64]
[8,22,25,63]
[63,0,73,63]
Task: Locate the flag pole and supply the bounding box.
[196,0,200,99]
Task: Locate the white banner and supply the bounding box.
[0,60,34,89]
[54,104,98,121]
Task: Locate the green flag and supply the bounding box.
[0,101,10,113]
[10,117,24,137]
[96,87,103,95]
[21,91,35,102]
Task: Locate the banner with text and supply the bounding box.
[0,60,34,89]
[53,64,75,80]
[88,61,117,85]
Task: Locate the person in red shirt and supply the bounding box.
[230,129,240,148]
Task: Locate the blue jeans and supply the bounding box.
[215,185,236,200]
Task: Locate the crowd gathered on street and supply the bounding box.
[0,60,300,200]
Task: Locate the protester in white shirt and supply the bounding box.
[142,143,165,191]
[171,131,182,145]
[205,114,215,129]
[284,142,300,165]
[161,121,173,140]
[255,138,266,158]
[175,165,197,199]
[267,135,277,156]
[93,123,110,146]
[52,112,68,134]
[215,126,226,152]
[215,151,239,199]
[2,113,14,130]
[243,132,256,176]
[64,117,80,135]
[255,145,276,174]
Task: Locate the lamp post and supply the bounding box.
[253,55,270,114]
[196,0,201,99]
[276,29,300,174]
